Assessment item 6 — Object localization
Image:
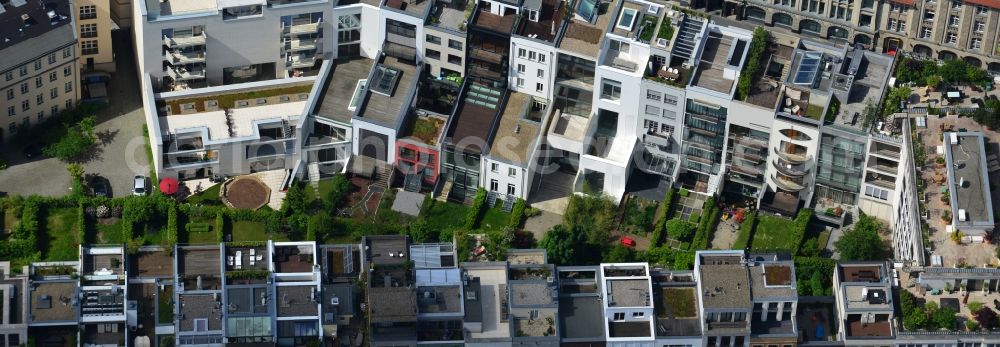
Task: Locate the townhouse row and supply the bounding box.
[4,237,1000,346]
[134,0,932,266]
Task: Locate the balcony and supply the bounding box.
[814,197,851,226]
[468,47,505,65]
[166,66,206,81]
[773,159,810,177]
[287,54,317,68]
[283,20,321,36]
[163,34,206,48]
[773,146,808,164]
[164,51,206,64]
[164,150,219,168]
[865,173,895,189]
[602,49,640,73]
[772,174,806,191]
[643,132,671,150]
[285,38,318,52]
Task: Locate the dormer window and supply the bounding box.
[617,8,638,30]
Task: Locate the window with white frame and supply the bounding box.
[952,0,962,9]
[646,90,662,101]
[529,51,537,60]
[924,10,935,21]
[949,15,960,27]
[516,77,525,87]
[975,20,986,32]
[865,186,889,200]
[491,163,499,172]
[921,27,932,38]
[899,20,906,32]
[537,69,544,78]
[517,64,525,73]
[888,19,897,31]
[81,40,99,55]
[971,37,982,50]
[600,79,621,101]
[616,8,638,30]
[645,105,661,116]
[613,312,625,320]
[977,5,989,14]
[946,32,957,44]
[610,39,630,53]
[5,89,12,100]
[508,167,516,177]
[536,83,543,92]
[518,48,526,58]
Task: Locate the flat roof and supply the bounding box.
[510,282,556,306]
[276,286,319,317]
[749,263,797,300]
[464,266,510,340]
[315,58,375,124]
[417,285,462,314]
[472,10,517,33]
[426,0,467,32]
[354,56,419,128]
[446,88,504,152]
[488,92,539,166]
[699,264,750,309]
[559,296,605,339]
[515,0,564,42]
[690,34,737,93]
[132,249,174,277]
[608,321,651,338]
[227,287,269,315]
[843,285,892,310]
[655,286,701,337]
[179,293,222,332]
[0,0,73,53]
[559,0,618,57]
[29,281,77,322]
[945,132,995,231]
[369,287,417,322]
[384,0,431,18]
[607,279,650,307]
[838,264,885,283]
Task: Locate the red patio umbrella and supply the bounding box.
[159,177,179,195]
[621,236,636,248]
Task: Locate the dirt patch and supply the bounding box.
[224,177,270,209]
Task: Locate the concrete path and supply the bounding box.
[523,210,563,243]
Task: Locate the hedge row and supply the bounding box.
[215,212,225,243]
[76,202,87,246]
[792,209,814,255]
[508,198,526,228]
[689,197,719,250]
[650,188,676,247]
[165,205,178,251]
[464,188,487,229]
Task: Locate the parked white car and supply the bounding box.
[133,175,147,196]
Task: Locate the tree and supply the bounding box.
[44,116,96,161]
[809,271,825,296]
[666,219,696,241]
[281,181,308,215]
[323,175,352,210]
[834,214,886,261]
[974,307,999,330]
[606,244,635,263]
[540,224,588,265]
[306,214,334,242]
[408,219,437,243]
[903,308,928,330]
[932,307,957,330]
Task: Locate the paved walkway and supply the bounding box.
[523,210,563,243]
[249,170,288,210]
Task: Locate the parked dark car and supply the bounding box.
[22,143,42,159]
[90,176,110,197]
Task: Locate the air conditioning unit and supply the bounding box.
[959,209,968,222]
[950,133,959,145]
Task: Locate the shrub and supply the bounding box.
[323,175,352,210]
[44,116,97,161]
[508,198,527,228]
[970,301,985,313]
[731,211,756,250]
[306,214,334,242]
[165,205,178,250]
[666,219,696,241]
[465,188,488,229]
[77,202,87,245]
[281,181,308,215]
[215,212,225,243]
[736,27,769,101]
[689,197,720,251]
[951,229,964,243]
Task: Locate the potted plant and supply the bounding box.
[942,209,951,222]
[936,157,946,168]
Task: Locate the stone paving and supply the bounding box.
[917,114,1000,267]
[249,170,289,210]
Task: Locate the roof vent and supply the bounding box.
[959,209,968,222]
[20,13,30,26]
[514,124,521,134]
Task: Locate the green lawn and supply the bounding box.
[186,184,222,205]
[479,206,510,230]
[186,228,217,244]
[751,214,800,251]
[40,208,80,261]
[229,220,287,242]
[96,219,125,244]
[422,201,469,231]
[157,285,174,324]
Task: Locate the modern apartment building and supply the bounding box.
[599,263,655,346]
[0,262,28,347]
[833,262,896,345]
[74,0,115,72]
[0,0,80,143]
[694,0,1000,70]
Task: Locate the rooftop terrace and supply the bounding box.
[366,236,410,266]
[131,249,174,277]
[178,247,221,277]
[690,33,740,94]
[465,267,510,340]
[607,279,650,307]
[608,320,652,338]
[417,285,462,314]
[446,84,504,152]
[510,282,556,307]
[699,263,750,309]
[227,287,269,315]
[273,244,314,273]
[29,281,77,323]
[839,264,885,283]
[384,0,431,18]
[655,287,700,336]
[515,0,564,42]
[471,8,517,34]
[426,0,469,32]
[369,287,418,322]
